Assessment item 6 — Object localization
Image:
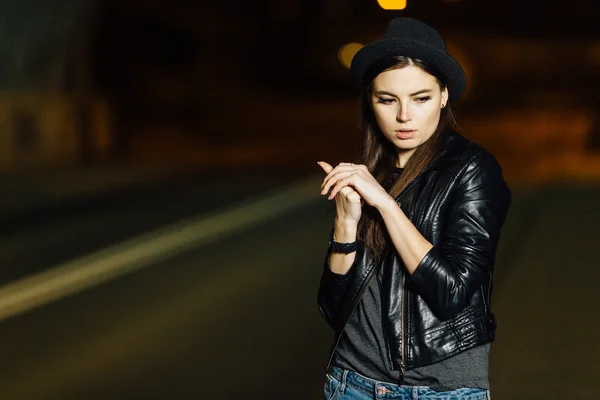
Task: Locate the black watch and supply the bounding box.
[329,228,358,254]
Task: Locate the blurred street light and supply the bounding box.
[377,0,407,10]
[338,43,364,69]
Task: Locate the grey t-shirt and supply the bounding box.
[332,269,490,391]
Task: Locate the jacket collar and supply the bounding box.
[394,130,468,202]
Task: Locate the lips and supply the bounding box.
[395,129,416,139]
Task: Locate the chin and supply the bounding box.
[393,139,420,149]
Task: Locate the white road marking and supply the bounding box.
[0,175,323,322]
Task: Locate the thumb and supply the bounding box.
[317,161,333,174]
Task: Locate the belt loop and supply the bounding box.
[339,369,349,394]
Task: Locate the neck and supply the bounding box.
[396,148,417,168]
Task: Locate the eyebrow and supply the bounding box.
[374,89,433,97]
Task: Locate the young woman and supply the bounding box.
[317,18,511,400]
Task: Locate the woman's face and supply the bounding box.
[370,65,448,167]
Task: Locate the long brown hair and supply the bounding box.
[357,56,460,257]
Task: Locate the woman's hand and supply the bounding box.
[317,161,362,223]
[318,161,392,212]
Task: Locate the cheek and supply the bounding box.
[419,106,442,129]
[373,106,396,128]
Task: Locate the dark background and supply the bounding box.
[0,1,599,399]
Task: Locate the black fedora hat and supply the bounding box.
[350,17,466,101]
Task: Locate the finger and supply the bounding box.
[328,174,357,200]
[321,163,360,191]
[339,186,354,196]
[324,165,372,194]
[339,186,358,200]
[317,161,333,174]
[348,191,362,204]
[321,170,355,195]
[340,187,362,204]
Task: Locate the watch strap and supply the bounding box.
[329,228,358,254]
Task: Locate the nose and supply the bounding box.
[396,102,412,122]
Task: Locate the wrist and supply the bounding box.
[333,218,358,242]
[376,195,400,215]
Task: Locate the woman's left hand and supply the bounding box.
[318,161,392,209]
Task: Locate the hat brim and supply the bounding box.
[350,39,466,101]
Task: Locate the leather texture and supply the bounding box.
[318,130,511,371]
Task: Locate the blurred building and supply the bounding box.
[1,0,598,176]
[0,0,112,171]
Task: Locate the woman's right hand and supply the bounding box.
[318,161,362,223]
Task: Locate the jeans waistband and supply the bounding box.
[327,366,490,400]
[328,366,409,398]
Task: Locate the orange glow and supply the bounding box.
[377,0,407,10]
[444,40,473,99]
[338,43,364,69]
[588,44,600,66]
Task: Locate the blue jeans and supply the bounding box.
[324,367,490,400]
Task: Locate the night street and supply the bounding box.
[0,177,598,399]
[1,0,599,398]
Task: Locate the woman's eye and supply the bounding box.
[415,96,431,102]
[376,98,394,104]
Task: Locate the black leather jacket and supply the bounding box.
[317,131,511,376]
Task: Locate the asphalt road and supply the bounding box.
[0,177,598,399]
[0,166,309,285]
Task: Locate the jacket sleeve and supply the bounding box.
[409,151,511,320]
[317,247,357,330]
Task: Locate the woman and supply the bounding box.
[317,17,510,400]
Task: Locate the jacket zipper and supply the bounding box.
[399,273,406,384]
[393,176,421,383]
[326,163,435,373]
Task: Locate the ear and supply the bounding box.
[441,87,449,108]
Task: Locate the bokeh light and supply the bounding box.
[377,0,407,10]
[338,43,364,69]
